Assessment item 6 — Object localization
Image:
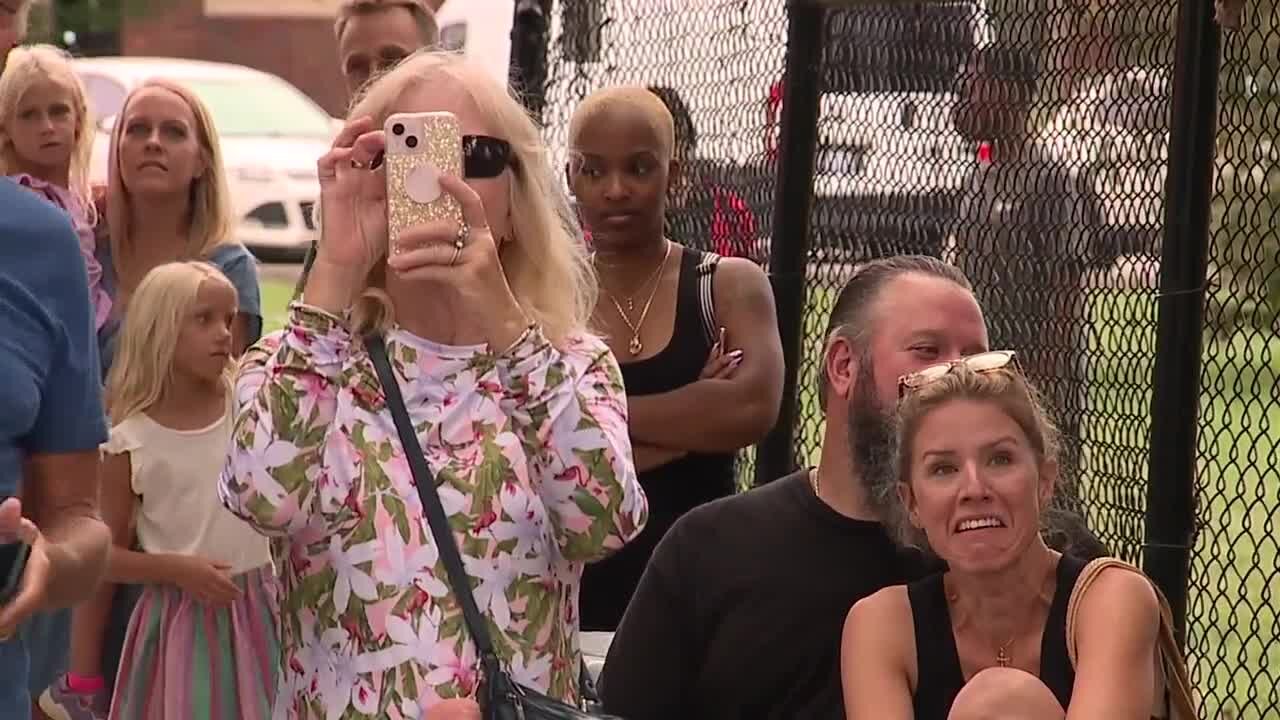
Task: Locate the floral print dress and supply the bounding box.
[219,303,647,720]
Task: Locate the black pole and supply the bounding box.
[508,0,553,122]
[1142,0,1223,647]
[753,1,826,487]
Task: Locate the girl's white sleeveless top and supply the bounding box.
[104,399,271,576]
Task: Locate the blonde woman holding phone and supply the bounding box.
[221,50,647,719]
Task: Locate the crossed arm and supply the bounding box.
[628,257,783,460]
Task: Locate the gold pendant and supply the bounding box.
[996,647,1011,667]
[629,335,643,355]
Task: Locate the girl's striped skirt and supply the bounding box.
[108,564,280,720]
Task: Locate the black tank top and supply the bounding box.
[579,247,736,631]
[908,554,1088,719]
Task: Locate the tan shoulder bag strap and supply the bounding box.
[1066,558,1198,719]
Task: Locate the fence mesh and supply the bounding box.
[1193,2,1280,717]
[533,1,1278,715]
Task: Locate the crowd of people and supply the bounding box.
[1,0,1194,718]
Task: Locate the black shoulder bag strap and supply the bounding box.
[366,334,606,718]
[366,334,506,680]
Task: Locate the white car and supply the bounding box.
[72,57,339,261]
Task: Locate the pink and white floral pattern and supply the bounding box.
[220,303,647,719]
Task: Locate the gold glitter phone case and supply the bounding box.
[384,111,465,248]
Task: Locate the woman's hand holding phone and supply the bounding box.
[305,115,390,314]
[0,497,50,642]
[387,175,529,352]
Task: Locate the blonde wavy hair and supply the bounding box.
[0,44,97,216]
[341,50,596,346]
[105,261,235,423]
[106,80,233,290]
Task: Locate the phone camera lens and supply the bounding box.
[392,123,405,136]
[406,135,419,149]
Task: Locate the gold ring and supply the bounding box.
[455,225,469,249]
[449,245,462,266]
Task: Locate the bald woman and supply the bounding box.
[568,86,784,631]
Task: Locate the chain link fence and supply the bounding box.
[1193,1,1280,717]
[527,1,1277,716]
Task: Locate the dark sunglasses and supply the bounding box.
[462,135,517,178]
[897,350,1019,400]
[370,135,515,179]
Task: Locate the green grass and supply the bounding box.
[261,279,293,335]
[258,275,1278,717]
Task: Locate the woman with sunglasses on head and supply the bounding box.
[840,352,1193,720]
[566,86,784,632]
[220,50,647,719]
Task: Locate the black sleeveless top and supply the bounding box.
[908,554,1088,719]
[579,247,736,631]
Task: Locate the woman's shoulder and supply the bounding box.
[851,583,912,620]
[1075,560,1161,618]
[843,584,913,657]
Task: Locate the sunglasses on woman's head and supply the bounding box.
[896,350,1019,400]
[370,135,515,178]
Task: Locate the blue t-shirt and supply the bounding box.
[0,178,109,716]
[95,240,263,376]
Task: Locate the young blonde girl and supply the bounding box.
[97,261,277,720]
[0,43,110,328]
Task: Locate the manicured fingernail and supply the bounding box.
[728,349,744,360]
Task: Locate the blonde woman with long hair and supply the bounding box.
[93,261,277,719]
[220,50,647,719]
[0,43,110,329]
[95,78,262,370]
[40,79,264,720]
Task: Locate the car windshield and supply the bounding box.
[183,76,333,138]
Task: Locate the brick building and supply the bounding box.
[119,0,349,116]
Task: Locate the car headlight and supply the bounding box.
[234,166,276,183]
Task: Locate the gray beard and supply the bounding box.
[846,358,899,524]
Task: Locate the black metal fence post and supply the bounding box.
[753,1,826,486]
[508,0,554,122]
[1142,0,1224,646]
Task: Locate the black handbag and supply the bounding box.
[367,334,621,720]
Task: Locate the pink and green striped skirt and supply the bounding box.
[108,564,280,720]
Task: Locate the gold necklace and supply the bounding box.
[945,563,1057,669]
[947,585,1017,667]
[810,467,821,495]
[602,241,672,356]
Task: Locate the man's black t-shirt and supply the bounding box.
[599,471,938,719]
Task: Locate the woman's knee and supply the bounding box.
[948,667,1066,720]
